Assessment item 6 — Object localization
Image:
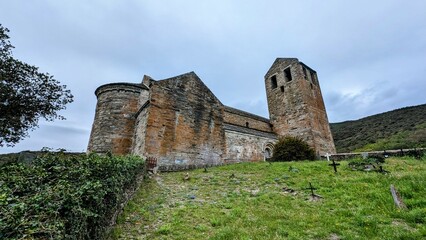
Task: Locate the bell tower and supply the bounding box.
[264,58,336,155]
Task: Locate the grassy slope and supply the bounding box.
[111,157,426,239]
[330,104,426,153]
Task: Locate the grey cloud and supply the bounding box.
[1,0,425,152]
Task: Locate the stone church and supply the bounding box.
[88,58,336,170]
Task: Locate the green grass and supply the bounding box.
[110,157,426,239]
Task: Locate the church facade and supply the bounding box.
[87,58,336,170]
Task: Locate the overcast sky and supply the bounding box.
[1,0,425,153]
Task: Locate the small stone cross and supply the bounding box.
[329,159,340,173]
[325,153,331,161]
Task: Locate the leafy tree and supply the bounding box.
[271,136,315,161]
[0,24,73,146]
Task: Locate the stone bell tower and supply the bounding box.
[264,58,336,155]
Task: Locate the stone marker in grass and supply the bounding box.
[390,184,407,209]
[282,186,296,195]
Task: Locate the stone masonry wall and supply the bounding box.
[299,63,336,154]
[132,85,151,156]
[223,106,273,133]
[224,124,276,163]
[265,59,312,141]
[88,57,336,167]
[265,58,336,155]
[142,72,226,171]
[132,102,150,156]
[87,84,145,154]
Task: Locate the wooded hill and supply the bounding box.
[330,104,426,153]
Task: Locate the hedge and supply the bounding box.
[0,152,145,239]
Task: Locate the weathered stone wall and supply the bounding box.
[131,83,151,156]
[142,75,155,88]
[300,62,336,155]
[88,57,337,167]
[132,101,150,156]
[142,72,226,171]
[323,148,425,161]
[137,86,151,108]
[87,83,146,154]
[264,58,336,155]
[224,124,277,163]
[223,106,273,133]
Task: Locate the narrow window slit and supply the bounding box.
[302,67,308,80]
[284,67,292,82]
[271,75,277,89]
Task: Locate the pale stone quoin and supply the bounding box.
[88,58,336,170]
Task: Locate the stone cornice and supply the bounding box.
[95,83,148,97]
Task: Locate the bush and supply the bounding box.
[271,136,315,161]
[0,152,145,239]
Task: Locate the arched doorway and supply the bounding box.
[264,148,272,158]
[264,142,274,161]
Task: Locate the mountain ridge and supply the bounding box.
[330,103,426,153]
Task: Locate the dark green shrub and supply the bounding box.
[0,152,145,239]
[407,149,424,159]
[271,136,315,161]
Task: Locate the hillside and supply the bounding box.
[330,104,426,153]
[111,158,426,239]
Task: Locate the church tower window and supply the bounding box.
[284,67,292,82]
[271,75,277,89]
